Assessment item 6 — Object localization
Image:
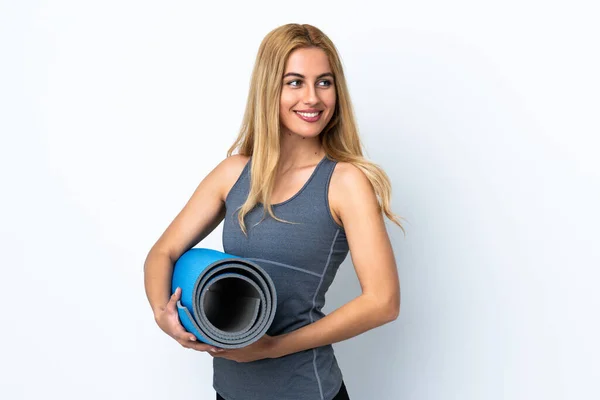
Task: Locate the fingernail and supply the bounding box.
[190,337,196,341]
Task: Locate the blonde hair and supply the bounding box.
[227,23,406,236]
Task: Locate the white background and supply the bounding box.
[1,1,599,399]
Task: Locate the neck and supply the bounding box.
[278,129,325,171]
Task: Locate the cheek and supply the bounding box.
[279,96,294,126]
[324,91,336,110]
[279,91,296,110]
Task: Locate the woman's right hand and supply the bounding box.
[154,287,223,354]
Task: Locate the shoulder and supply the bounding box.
[329,161,378,227]
[219,153,251,175]
[330,161,371,190]
[212,154,251,202]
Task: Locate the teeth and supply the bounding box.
[296,111,320,118]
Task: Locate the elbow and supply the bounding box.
[384,301,400,323]
[385,290,401,322]
[374,294,400,323]
[364,290,401,323]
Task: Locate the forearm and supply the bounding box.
[271,293,399,358]
[143,249,174,318]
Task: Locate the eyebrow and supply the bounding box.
[282,72,334,79]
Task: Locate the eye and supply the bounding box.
[286,80,302,87]
[318,79,332,87]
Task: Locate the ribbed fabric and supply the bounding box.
[214,155,350,400]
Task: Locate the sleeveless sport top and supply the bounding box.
[214,155,350,400]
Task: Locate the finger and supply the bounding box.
[180,338,222,353]
[170,320,197,342]
[190,342,222,353]
[171,322,200,343]
[166,302,195,342]
[167,287,181,310]
[177,337,201,349]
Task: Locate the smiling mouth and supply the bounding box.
[293,110,323,122]
[294,111,322,118]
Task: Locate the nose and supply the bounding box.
[302,84,319,105]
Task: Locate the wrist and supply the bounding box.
[269,334,288,359]
[152,305,166,321]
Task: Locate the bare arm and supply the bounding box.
[144,214,224,318]
[143,155,249,318]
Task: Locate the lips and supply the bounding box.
[294,110,322,122]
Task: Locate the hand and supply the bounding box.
[154,287,223,354]
[213,334,278,363]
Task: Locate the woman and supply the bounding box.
[144,23,404,400]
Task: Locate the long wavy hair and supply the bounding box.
[227,23,406,236]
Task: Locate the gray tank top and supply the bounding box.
[214,155,350,400]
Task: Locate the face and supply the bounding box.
[279,47,336,138]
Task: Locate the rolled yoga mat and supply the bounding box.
[171,248,277,349]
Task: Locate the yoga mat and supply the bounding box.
[171,248,277,349]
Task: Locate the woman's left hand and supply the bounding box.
[211,334,279,363]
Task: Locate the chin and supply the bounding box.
[294,129,323,138]
[284,122,326,137]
